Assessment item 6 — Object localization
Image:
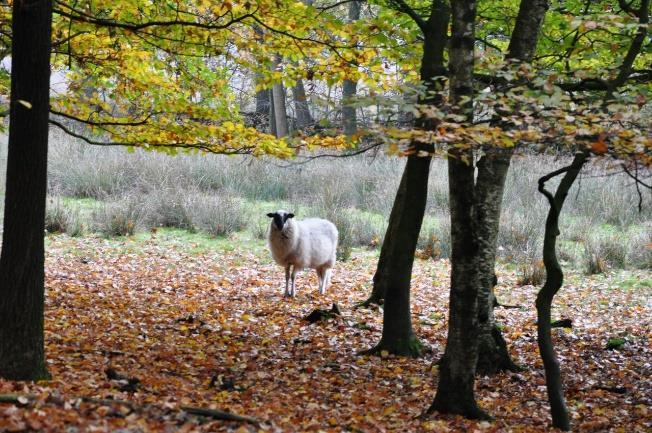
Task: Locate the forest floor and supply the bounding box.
[0,230,650,433]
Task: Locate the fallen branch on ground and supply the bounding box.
[0,394,262,426]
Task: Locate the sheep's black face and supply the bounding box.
[267,211,294,230]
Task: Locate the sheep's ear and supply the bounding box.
[266,213,275,218]
[287,213,295,219]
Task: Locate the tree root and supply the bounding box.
[360,336,427,358]
[354,295,383,310]
[304,303,341,323]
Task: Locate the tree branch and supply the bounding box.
[50,109,158,126]
[53,1,256,32]
[0,394,262,426]
[386,0,427,32]
[48,119,254,155]
[613,0,649,88]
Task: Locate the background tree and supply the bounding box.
[342,0,362,136]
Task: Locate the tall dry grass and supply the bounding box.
[0,128,649,269]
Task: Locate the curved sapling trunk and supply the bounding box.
[536,151,588,431]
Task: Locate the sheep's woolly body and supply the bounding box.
[267,212,338,297]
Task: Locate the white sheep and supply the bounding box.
[266,210,338,297]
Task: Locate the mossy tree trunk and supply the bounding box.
[474,148,521,375]
[0,0,53,381]
[475,0,550,376]
[363,0,449,356]
[536,151,588,431]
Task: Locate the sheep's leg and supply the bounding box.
[290,266,298,297]
[323,268,332,293]
[284,265,291,297]
[316,268,325,294]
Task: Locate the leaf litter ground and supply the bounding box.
[0,233,650,432]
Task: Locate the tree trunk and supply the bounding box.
[292,79,313,129]
[430,0,490,419]
[365,151,431,356]
[271,56,289,137]
[475,149,520,375]
[342,0,361,136]
[255,88,270,115]
[359,167,407,307]
[362,0,449,356]
[429,149,488,419]
[0,0,53,381]
[342,79,358,136]
[474,0,550,375]
[536,152,587,431]
[268,89,277,137]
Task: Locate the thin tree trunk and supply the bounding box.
[292,79,313,129]
[364,150,430,356]
[358,167,407,307]
[255,85,272,133]
[255,88,270,115]
[342,79,358,136]
[0,0,53,381]
[475,0,550,375]
[268,89,277,137]
[362,0,449,356]
[271,56,288,137]
[475,148,521,375]
[536,151,588,431]
[342,0,361,136]
[430,0,490,419]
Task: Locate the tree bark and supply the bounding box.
[271,56,289,137]
[0,0,53,381]
[430,0,490,419]
[362,0,449,356]
[430,148,489,419]
[342,0,361,136]
[268,88,277,137]
[359,167,407,307]
[474,0,550,375]
[292,79,313,129]
[475,148,521,375]
[255,88,270,116]
[536,151,588,431]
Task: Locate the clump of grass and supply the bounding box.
[186,194,247,237]
[498,211,543,264]
[417,215,450,260]
[92,197,142,237]
[582,232,629,274]
[45,197,85,237]
[517,259,546,286]
[251,219,269,240]
[625,224,652,269]
[141,188,194,230]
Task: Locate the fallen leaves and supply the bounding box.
[0,233,650,432]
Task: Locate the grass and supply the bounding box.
[1,129,650,271]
